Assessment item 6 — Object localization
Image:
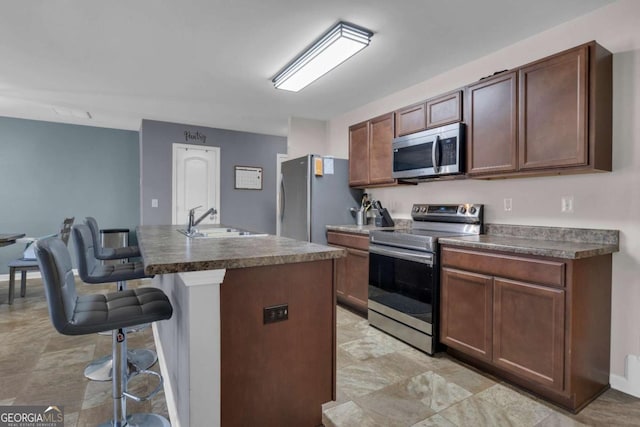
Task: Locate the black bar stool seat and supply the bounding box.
[34,236,172,427]
[73,224,157,382]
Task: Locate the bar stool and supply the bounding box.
[34,236,172,427]
[73,224,157,381]
[85,217,141,261]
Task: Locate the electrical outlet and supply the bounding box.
[264,304,288,324]
[151,199,158,208]
[561,196,574,213]
[504,198,512,212]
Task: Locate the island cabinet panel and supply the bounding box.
[519,45,588,170]
[395,102,426,137]
[426,90,462,128]
[493,278,565,391]
[440,245,612,412]
[220,260,335,427]
[466,72,518,175]
[440,267,493,362]
[328,231,369,314]
[349,121,369,186]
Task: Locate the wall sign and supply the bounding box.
[184,130,207,144]
[234,166,263,190]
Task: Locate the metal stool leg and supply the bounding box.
[98,328,170,427]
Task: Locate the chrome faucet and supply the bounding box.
[187,206,218,235]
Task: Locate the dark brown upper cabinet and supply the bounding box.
[394,102,426,137]
[349,113,396,187]
[426,90,463,128]
[394,90,463,138]
[466,41,612,179]
[348,121,369,186]
[466,72,518,175]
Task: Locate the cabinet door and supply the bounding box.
[493,278,565,391]
[368,113,395,185]
[519,45,588,170]
[466,72,518,175]
[349,121,369,186]
[395,103,426,137]
[334,252,348,299]
[426,90,462,128]
[344,248,369,312]
[440,267,493,361]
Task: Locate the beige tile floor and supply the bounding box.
[3,278,640,426]
[323,306,640,427]
[0,278,168,426]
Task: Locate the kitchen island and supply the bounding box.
[137,224,345,427]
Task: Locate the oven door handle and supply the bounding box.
[369,244,434,266]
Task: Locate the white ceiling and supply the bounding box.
[0,0,615,136]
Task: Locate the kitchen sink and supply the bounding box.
[177,228,268,238]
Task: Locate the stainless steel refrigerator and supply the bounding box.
[280,155,363,245]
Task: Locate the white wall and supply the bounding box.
[287,116,328,159]
[326,0,640,391]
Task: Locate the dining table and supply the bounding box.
[0,233,26,248]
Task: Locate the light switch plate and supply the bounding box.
[504,198,512,212]
[151,199,158,208]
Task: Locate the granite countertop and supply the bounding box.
[137,225,345,275]
[439,224,619,259]
[327,219,411,235]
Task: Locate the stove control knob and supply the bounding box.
[470,206,477,215]
[420,206,427,213]
[413,206,420,213]
[459,207,467,214]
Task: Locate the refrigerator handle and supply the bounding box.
[279,173,285,223]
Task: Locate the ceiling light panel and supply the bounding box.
[273,22,373,92]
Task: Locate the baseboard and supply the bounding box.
[0,270,78,282]
[610,354,640,398]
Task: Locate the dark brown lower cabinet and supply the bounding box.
[327,231,369,314]
[440,245,612,412]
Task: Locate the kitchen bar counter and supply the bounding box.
[439,223,619,259]
[137,224,342,427]
[137,224,344,274]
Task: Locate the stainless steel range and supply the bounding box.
[368,203,483,355]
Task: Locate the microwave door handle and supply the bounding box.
[432,135,441,173]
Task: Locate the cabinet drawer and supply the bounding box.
[441,247,565,287]
[327,231,369,251]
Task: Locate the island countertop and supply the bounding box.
[137,224,345,275]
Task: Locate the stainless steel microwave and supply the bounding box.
[392,122,465,181]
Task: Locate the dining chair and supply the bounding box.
[6,217,74,304]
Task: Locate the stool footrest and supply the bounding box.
[123,369,164,402]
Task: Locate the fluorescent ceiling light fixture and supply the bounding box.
[273,21,373,92]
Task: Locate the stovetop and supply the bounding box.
[369,203,483,252]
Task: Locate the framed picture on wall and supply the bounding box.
[234,166,263,190]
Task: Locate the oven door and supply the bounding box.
[368,243,436,334]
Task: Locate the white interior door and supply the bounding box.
[172,143,221,225]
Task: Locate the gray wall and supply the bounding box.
[140,120,287,233]
[0,116,139,275]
